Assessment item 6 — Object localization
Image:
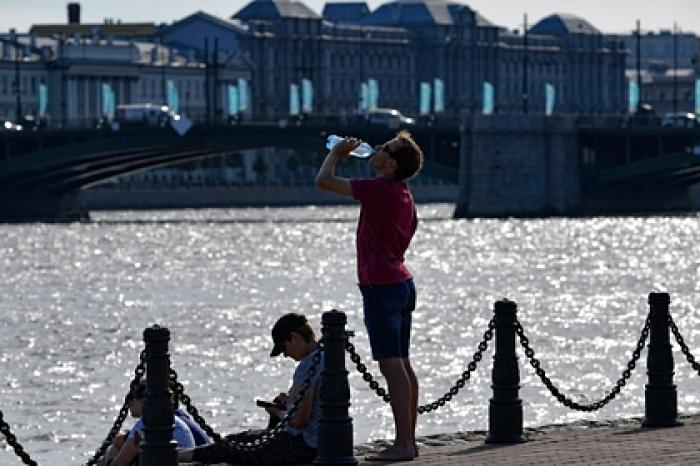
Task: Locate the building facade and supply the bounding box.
[629,69,698,115]
[0,29,253,126]
[617,29,699,115]
[618,29,699,70]
[159,1,628,119]
[2,1,633,124]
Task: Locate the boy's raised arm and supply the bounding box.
[315,137,358,197]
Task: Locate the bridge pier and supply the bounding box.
[454,115,580,218]
[0,193,89,222]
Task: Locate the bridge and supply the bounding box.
[578,125,700,213]
[1,117,699,221]
[0,121,460,221]
[580,126,700,184]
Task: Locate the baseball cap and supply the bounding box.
[270,313,307,357]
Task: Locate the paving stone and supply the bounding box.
[181,414,700,465]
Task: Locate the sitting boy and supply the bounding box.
[99,378,195,466]
[178,313,323,465]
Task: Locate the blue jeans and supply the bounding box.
[360,279,416,360]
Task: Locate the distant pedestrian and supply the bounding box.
[315,131,423,461]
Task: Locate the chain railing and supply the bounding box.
[514,314,651,412]
[85,349,147,466]
[345,318,495,414]
[0,410,37,466]
[669,314,700,376]
[6,296,700,465]
[170,341,323,453]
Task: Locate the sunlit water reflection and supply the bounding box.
[2,204,700,464]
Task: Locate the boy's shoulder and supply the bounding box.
[352,177,410,198]
[294,348,323,378]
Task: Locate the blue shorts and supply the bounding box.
[360,279,416,360]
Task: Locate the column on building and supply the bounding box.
[66,76,78,123]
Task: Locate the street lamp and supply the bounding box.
[13,40,23,122]
[521,13,529,115]
[673,22,679,115]
[635,20,642,113]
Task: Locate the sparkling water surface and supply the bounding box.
[2,204,700,465]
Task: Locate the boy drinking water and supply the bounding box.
[315,131,423,461]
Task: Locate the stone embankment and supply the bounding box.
[360,414,700,465]
[81,183,457,210]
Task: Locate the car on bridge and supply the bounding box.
[115,103,174,127]
[2,120,23,132]
[662,112,698,128]
[365,108,415,129]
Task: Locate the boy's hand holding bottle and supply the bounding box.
[326,135,373,158]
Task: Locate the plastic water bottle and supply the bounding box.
[326,134,374,159]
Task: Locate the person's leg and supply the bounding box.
[375,357,415,460]
[181,431,314,465]
[403,357,419,455]
[97,429,127,466]
[401,279,419,455]
[360,282,415,461]
[96,445,115,466]
[362,281,417,461]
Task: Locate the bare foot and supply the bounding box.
[365,445,416,462]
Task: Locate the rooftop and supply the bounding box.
[529,13,600,35]
[234,0,320,21]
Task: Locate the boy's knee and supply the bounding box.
[113,431,127,449]
[378,357,407,375]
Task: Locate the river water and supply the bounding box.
[2,204,700,465]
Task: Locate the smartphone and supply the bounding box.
[256,399,278,409]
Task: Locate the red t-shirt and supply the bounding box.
[351,178,417,285]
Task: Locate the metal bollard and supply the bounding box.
[314,310,358,465]
[486,299,525,443]
[140,325,178,466]
[643,292,681,427]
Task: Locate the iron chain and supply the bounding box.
[172,340,324,453]
[345,341,390,404]
[345,318,495,414]
[86,349,147,466]
[669,314,700,375]
[515,314,650,412]
[0,411,37,466]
